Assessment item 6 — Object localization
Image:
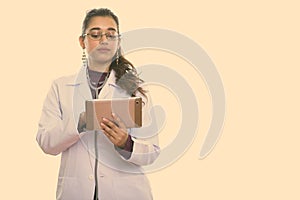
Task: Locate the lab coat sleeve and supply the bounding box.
[36,80,80,155]
[117,93,160,166]
[126,136,160,166]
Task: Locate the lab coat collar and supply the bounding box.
[67,65,119,100]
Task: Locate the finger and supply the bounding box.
[102,117,118,130]
[105,131,116,141]
[102,117,128,138]
[101,123,126,146]
[100,122,129,147]
[111,113,126,130]
[100,122,117,139]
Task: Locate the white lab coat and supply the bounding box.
[36,66,160,200]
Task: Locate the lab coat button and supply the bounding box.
[89,175,94,180]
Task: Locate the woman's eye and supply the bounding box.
[91,34,100,38]
[107,34,117,39]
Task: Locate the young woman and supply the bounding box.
[37,8,160,200]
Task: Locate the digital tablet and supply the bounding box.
[85,97,142,130]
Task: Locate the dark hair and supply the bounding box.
[82,8,147,98]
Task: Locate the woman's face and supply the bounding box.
[80,16,120,65]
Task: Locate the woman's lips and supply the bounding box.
[97,48,110,52]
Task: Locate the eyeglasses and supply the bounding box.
[83,30,121,41]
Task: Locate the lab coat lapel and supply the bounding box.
[66,66,92,124]
[69,67,120,100]
[71,66,92,101]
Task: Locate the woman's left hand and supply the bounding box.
[100,113,128,148]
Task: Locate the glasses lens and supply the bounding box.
[105,32,118,41]
[88,30,101,40]
[87,30,119,41]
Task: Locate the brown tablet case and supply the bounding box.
[85,97,142,130]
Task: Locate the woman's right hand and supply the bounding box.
[77,112,86,133]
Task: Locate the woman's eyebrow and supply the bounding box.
[107,27,117,31]
[89,27,117,31]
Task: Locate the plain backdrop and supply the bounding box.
[0,0,299,199]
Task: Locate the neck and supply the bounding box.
[88,59,111,72]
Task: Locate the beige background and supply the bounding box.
[0,0,299,199]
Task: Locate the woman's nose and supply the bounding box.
[99,33,109,43]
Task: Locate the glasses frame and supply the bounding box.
[83,32,121,41]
